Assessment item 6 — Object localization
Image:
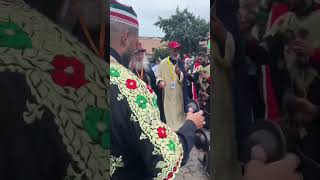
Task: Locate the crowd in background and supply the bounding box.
[129,42,211,130]
[214,0,320,179]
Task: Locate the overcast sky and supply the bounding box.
[119,0,210,37]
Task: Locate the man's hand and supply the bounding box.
[158,81,166,89]
[291,39,315,57]
[175,65,182,76]
[200,91,209,101]
[284,94,319,127]
[186,108,205,129]
[244,145,302,180]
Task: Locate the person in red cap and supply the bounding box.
[155,41,189,131]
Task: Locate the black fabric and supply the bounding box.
[248,24,320,180]
[0,71,70,180]
[110,83,195,179]
[157,88,166,123]
[72,21,103,55]
[23,0,64,22]
[169,57,190,113]
[132,68,166,123]
[217,0,252,162]
[248,74,265,120]
[111,50,197,179]
[297,115,320,180]
[243,39,267,120]
[177,120,197,165]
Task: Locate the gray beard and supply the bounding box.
[134,60,150,71]
[135,62,144,71]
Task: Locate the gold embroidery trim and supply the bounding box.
[110,155,124,177]
[110,61,183,180]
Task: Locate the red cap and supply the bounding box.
[168,41,181,49]
[184,55,191,59]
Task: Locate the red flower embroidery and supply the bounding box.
[173,167,177,172]
[51,55,87,89]
[147,85,154,93]
[157,127,167,139]
[168,172,173,179]
[126,79,138,90]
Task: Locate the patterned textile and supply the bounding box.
[0,1,110,179]
[110,55,184,180]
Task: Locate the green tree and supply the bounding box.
[153,48,170,61]
[154,8,209,56]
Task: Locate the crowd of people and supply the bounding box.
[214,0,320,179]
[3,0,320,179]
[129,42,211,131]
[109,1,208,179]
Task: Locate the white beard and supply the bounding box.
[130,56,150,71]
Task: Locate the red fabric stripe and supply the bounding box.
[310,48,320,64]
[110,11,139,26]
[270,3,288,27]
[265,66,280,123]
[192,63,201,100]
[192,82,198,100]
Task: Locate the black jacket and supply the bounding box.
[110,49,197,179]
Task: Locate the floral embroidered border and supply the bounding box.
[110,60,183,180]
[110,155,124,177]
[0,1,110,179]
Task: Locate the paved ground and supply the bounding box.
[175,129,211,180]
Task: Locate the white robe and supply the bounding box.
[155,57,185,131]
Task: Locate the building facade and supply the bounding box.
[138,37,166,62]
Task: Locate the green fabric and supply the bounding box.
[256,12,269,26]
[110,67,120,77]
[0,19,32,49]
[167,140,176,152]
[256,12,269,39]
[110,2,137,17]
[136,95,147,109]
[152,96,158,107]
[83,107,110,149]
[0,1,110,178]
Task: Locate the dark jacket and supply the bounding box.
[133,66,166,123]
[171,58,190,113]
[0,2,110,180]
[111,49,197,179]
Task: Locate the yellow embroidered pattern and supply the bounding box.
[110,155,124,177]
[110,61,183,180]
[0,2,109,179]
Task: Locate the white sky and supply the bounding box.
[118,0,210,37]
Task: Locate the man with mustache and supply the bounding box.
[109,1,205,179]
[155,41,188,131]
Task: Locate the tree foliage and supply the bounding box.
[153,48,170,61]
[154,8,209,56]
